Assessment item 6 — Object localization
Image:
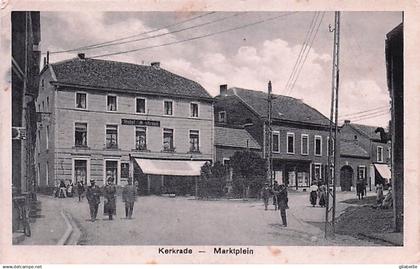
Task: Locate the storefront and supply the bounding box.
[272,159,311,189]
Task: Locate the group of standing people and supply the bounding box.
[54,180,75,198]
[309,183,327,207]
[261,181,289,227]
[356,179,367,200]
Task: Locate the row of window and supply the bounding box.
[75,92,200,118]
[75,123,201,153]
[271,132,334,156]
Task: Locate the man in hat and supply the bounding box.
[261,182,271,211]
[122,178,137,219]
[103,177,117,220]
[277,184,288,227]
[86,179,101,221]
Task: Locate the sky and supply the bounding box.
[39,11,402,127]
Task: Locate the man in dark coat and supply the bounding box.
[277,184,288,227]
[261,183,271,211]
[103,177,117,220]
[86,180,101,222]
[272,181,279,211]
[122,178,137,219]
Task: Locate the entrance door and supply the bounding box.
[340,166,353,191]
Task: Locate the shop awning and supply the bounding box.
[134,158,207,176]
[374,163,391,180]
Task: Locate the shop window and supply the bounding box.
[315,135,322,156]
[75,122,87,147]
[105,160,118,184]
[121,163,129,179]
[106,125,118,149]
[190,103,199,117]
[163,128,174,151]
[189,130,200,152]
[272,131,280,152]
[76,92,87,109]
[136,98,146,113]
[301,134,309,155]
[164,100,173,115]
[358,165,366,180]
[297,172,309,187]
[107,95,117,111]
[287,132,295,154]
[135,126,147,150]
[74,160,87,184]
[314,164,322,181]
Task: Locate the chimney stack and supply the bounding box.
[78,53,85,60]
[220,84,228,96]
[344,120,351,124]
[151,62,160,69]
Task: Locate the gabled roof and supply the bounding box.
[340,140,370,158]
[215,126,261,150]
[347,123,382,141]
[218,87,331,126]
[47,57,212,100]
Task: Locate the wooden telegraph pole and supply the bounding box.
[267,81,273,186]
[325,11,341,238]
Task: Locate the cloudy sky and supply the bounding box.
[39,11,402,127]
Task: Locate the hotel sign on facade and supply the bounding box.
[121,119,160,127]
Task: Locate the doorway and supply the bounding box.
[340,166,353,191]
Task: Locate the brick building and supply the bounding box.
[338,120,391,191]
[214,85,333,190]
[35,56,214,195]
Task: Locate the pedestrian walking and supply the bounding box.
[58,180,67,198]
[122,178,137,219]
[356,180,364,200]
[103,177,117,220]
[261,183,271,211]
[86,180,101,222]
[77,180,85,202]
[277,184,288,227]
[318,185,327,207]
[67,181,74,198]
[309,182,318,207]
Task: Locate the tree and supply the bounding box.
[230,150,266,199]
[199,161,227,199]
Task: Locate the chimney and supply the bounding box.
[344,120,351,124]
[77,53,85,60]
[151,62,160,69]
[220,84,228,96]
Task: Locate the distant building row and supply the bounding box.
[35,55,390,194]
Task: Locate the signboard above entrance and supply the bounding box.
[121,119,160,127]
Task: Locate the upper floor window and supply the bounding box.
[377,146,384,163]
[189,130,200,152]
[358,165,366,180]
[327,137,335,156]
[135,126,147,150]
[106,125,118,149]
[41,79,45,90]
[218,111,226,123]
[190,103,199,118]
[46,125,49,150]
[42,101,45,112]
[136,98,146,114]
[163,128,174,151]
[272,131,280,153]
[301,134,309,155]
[287,132,295,154]
[75,122,87,147]
[107,95,117,111]
[164,100,173,115]
[76,92,87,109]
[46,97,49,111]
[315,135,322,156]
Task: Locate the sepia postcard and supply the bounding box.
[0,0,419,265]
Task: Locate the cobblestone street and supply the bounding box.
[21,191,379,246]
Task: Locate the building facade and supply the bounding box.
[214,85,333,190]
[36,56,214,195]
[338,120,391,191]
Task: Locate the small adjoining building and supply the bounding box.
[214,85,333,190]
[338,120,391,191]
[35,55,214,195]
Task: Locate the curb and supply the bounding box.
[57,210,73,245]
[357,232,403,246]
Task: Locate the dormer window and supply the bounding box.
[218,111,227,123]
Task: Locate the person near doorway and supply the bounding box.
[103,177,117,220]
[356,180,364,200]
[261,183,271,211]
[277,184,288,227]
[318,184,327,207]
[77,180,85,202]
[122,178,137,219]
[86,180,101,222]
[272,181,279,211]
[309,182,318,207]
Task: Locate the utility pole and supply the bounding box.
[325,11,341,238]
[267,81,273,186]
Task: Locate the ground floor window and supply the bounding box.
[105,160,118,184]
[358,165,367,180]
[121,162,129,180]
[297,172,309,187]
[74,160,87,184]
[314,163,322,181]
